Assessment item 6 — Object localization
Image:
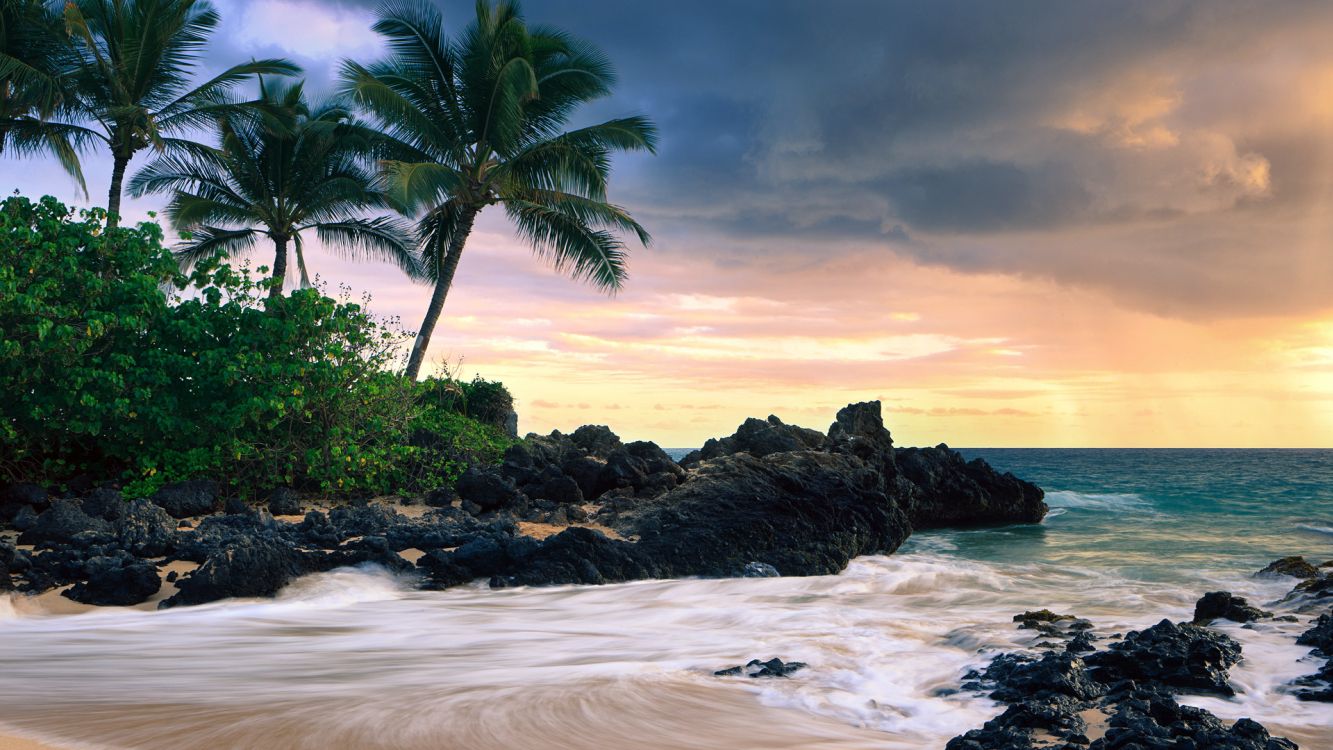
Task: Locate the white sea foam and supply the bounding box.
[0,556,1330,749]
[1043,490,1151,511]
[1297,523,1333,536]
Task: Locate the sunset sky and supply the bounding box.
[11,0,1333,447]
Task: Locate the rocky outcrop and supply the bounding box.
[2,400,1046,607]
[151,480,222,519]
[1294,610,1333,702]
[950,611,1297,750]
[1193,591,1272,625]
[1085,619,1242,695]
[680,415,825,466]
[64,554,160,606]
[896,445,1047,528]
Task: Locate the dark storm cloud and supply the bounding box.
[159,1,1333,316]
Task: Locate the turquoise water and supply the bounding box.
[947,449,1333,580]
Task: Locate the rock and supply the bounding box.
[10,505,38,532]
[63,555,160,606]
[455,467,525,512]
[620,450,912,579]
[1014,609,1074,627]
[1086,619,1242,695]
[896,445,1047,528]
[115,499,178,557]
[163,536,313,607]
[78,488,123,521]
[488,527,651,587]
[223,496,249,515]
[981,652,1106,702]
[538,475,583,505]
[423,485,456,508]
[714,658,807,678]
[1,482,49,520]
[561,455,606,500]
[1258,555,1320,579]
[267,487,301,516]
[825,401,894,470]
[741,561,780,577]
[18,500,112,547]
[1297,611,1333,653]
[151,479,221,519]
[1193,591,1272,625]
[570,424,622,457]
[687,415,826,466]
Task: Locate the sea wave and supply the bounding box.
[1297,523,1333,536]
[1043,490,1151,511]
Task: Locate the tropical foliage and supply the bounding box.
[0,195,511,496]
[0,0,83,183]
[45,0,297,225]
[130,78,417,297]
[343,0,657,378]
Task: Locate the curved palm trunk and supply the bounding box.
[404,207,479,380]
[106,153,129,228]
[269,235,289,299]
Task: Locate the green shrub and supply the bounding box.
[0,195,513,496]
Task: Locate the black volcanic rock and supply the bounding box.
[682,415,826,466]
[1258,555,1321,579]
[267,487,301,516]
[455,467,524,512]
[79,488,124,522]
[151,480,221,519]
[896,444,1047,528]
[18,500,112,547]
[64,554,160,606]
[1086,619,1242,695]
[163,535,314,607]
[1,482,49,521]
[1193,591,1272,625]
[115,499,177,557]
[622,450,912,579]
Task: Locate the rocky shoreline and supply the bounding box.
[943,558,1333,749]
[0,401,1045,607]
[4,401,1331,747]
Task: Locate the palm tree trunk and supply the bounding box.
[404,207,479,380]
[106,154,129,228]
[269,235,289,299]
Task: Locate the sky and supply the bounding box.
[9,0,1333,447]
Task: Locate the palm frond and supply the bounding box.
[173,225,259,269]
[310,216,423,278]
[505,198,627,292]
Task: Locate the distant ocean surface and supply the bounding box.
[2,449,1331,749]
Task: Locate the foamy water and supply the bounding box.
[1,547,1330,749]
[3,449,1333,749]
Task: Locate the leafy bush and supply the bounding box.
[0,195,512,496]
[416,375,515,430]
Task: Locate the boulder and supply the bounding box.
[1086,619,1241,695]
[621,450,912,579]
[1297,611,1333,653]
[10,505,38,532]
[422,486,457,508]
[163,536,313,607]
[0,482,48,520]
[455,467,524,512]
[570,424,622,457]
[1258,555,1320,579]
[538,475,583,505]
[1192,591,1272,625]
[78,488,124,521]
[151,480,221,519]
[115,499,178,557]
[267,487,301,516]
[896,445,1047,528]
[63,555,160,606]
[687,415,826,465]
[17,500,112,547]
[714,658,807,678]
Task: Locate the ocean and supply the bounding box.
[1,449,1331,749]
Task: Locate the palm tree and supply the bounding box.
[129,78,418,298]
[342,0,657,380]
[0,0,86,188]
[55,0,300,226]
